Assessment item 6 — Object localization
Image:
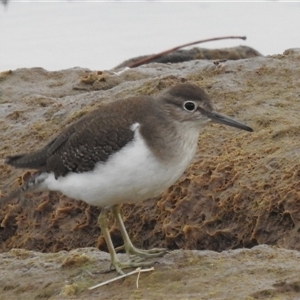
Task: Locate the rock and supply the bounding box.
[1,50,300,298]
[114,45,262,68]
[1,246,300,299]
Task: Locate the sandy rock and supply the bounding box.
[1,50,300,298]
[1,246,300,299]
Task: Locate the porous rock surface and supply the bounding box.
[1,48,300,299]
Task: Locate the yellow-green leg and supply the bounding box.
[98,207,161,275]
[112,205,168,259]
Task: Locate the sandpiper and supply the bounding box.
[1,83,253,274]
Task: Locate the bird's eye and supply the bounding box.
[183,101,197,112]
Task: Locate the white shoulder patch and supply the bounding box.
[130,122,140,132]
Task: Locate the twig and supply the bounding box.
[128,35,246,68]
[136,267,141,289]
[88,267,155,290]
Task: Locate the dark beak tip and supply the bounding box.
[240,125,254,132]
[208,111,253,133]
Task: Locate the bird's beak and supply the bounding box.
[206,110,253,132]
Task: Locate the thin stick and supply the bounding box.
[128,35,246,68]
[136,268,141,289]
[88,267,155,290]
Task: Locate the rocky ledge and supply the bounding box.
[1,48,300,299]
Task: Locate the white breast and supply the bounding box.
[41,123,200,207]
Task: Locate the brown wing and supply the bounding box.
[6,103,137,178]
[46,110,134,178]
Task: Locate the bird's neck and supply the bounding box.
[141,119,202,165]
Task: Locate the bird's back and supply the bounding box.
[5,96,162,178]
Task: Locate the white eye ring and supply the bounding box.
[183,101,197,112]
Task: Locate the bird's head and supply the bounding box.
[160,83,253,132]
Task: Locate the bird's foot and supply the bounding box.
[111,257,156,275]
[129,246,168,258]
[115,244,168,259]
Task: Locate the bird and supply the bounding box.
[1,83,253,274]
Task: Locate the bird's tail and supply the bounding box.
[0,172,47,205]
[5,149,48,169]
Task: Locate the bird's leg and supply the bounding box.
[112,205,168,260]
[98,207,155,275]
[98,207,124,274]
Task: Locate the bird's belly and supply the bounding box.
[43,130,197,207]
